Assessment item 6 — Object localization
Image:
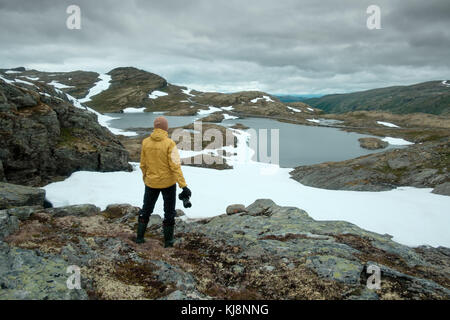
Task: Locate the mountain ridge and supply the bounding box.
[304,81,450,115]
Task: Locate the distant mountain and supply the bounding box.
[304,81,450,115]
[274,94,324,103]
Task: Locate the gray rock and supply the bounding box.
[45,204,100,217]
[245,199,277,216]
[176,209,185,217]
[12,93,38,108]
[0,244,88,300]
[387,156,411,170]
[148,214,162,226]
[366,261,450,298]
[432,182,450,196]
[151,260,197,291]
[305,255,363,284]
[0,182,45,210]
[261,265,275,272]
[0,80,130,186]
[0,211,19,240]
[6,205,41,221]
[226,204,247,215]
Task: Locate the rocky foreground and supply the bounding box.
[1,182,449,300]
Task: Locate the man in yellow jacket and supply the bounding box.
[136,116,191,247]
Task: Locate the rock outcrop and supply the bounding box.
[290,138,449,194]
[0,78,131,186]
[0,182,45,209]
[358,137,388,150]
[1,198,449,300]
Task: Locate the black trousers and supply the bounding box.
[139,184,177,226]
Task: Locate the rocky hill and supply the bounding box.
[0,72,130,187]
[0,67,325,121]
[290,137,450,195]
[305,81,450,115]
[1,184,449,300]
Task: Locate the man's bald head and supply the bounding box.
[154,116,169,132]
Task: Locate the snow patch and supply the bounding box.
[13,78,37,87]
[148,90,168,99]
[79,74,112,103]
[377,121,400,128]
[221,106,234,111]
[22,76,39,81]
[223,114,238,120]
[251,96,274,103]
[441,80,450,87]
[307,119,320,124]
[5,70,22,74]
[307,107,314,112]
[123,107,146,113]
[182,88,195,97]
[49,80,74,89]
[382,137,414,146]
[287,106,301,113]
[197,106,222,115]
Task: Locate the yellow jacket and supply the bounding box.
[140,128,187,189]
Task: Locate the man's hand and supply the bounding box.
[180,186,192,199]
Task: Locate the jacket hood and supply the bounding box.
[150,128,168,141]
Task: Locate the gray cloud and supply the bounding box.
[0,0,449,94]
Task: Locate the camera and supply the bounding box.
[178,193,192,208]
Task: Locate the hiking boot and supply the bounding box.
[135,220,148,244]
[163,224,175,248]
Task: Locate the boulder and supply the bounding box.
[358,137,388,150]
[226,204,247,215]
[0,182,45,210]
[103,203,139,219]
[45,204,100,217]
[245,199,277,216]
[176,209,185,217]
[432,182,450,196]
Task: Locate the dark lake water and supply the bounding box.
[106,112,399,168]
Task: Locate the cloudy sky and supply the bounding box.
[0,0,449,94]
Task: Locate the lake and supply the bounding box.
[106,112,399,168]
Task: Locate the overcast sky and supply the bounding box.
[0,0,449,94]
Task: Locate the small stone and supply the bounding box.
[261,265,275,272]
[176,209,185,217]
[226,204,248,215]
